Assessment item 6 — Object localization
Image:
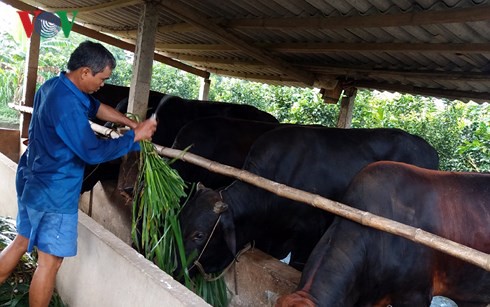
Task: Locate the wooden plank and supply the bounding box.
[336,88,357,128]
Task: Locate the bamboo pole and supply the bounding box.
[89,121,122,139]
[152,144,490,272]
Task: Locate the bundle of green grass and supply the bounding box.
[131,140,228,306]
[0,216,65,307]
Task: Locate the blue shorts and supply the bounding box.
[16,203,78,257]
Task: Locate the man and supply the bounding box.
[0,41,157,306]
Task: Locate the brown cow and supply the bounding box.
[277,161,490,306]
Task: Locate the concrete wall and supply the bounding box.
[0,151,18,217]
[0,151,209,307]
[79,181,133,245]
[57,212,207,307]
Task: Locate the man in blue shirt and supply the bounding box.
[0,41,157,306]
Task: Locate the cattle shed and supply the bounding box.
[0,0,489,306]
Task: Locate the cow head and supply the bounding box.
[177,183,236,277]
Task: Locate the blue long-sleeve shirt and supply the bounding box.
[16,72,139,214]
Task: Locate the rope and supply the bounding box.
[195,243,253,282]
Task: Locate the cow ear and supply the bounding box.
[213,201,228,214]
[219,208,236,257]
[196,182,206,191]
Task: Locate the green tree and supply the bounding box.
[0,32,24,126]
[351,90,489,172]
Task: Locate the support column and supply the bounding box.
[128,1,158,119]
[336,87,357,128]
[199,77,211,100]
[20,31,40,151]
[120,1,158,195]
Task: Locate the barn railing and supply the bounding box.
[151,144,490,272]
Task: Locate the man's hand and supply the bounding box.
[134,118,157,142]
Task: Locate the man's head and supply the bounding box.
[67,41,116,94]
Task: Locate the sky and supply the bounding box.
[1,2,16,30]
[0,2,27,44]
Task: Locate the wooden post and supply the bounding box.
[123,1,159,195]
[20,31,40,154]
[128,1,158,119]
[336,87,357,128]
[199,77,211,100]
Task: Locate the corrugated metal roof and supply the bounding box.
[4,0,490,102]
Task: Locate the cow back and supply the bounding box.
[171,117,281,189]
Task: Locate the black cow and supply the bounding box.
[277,161,490,307]
[89,83,164,125]
[91,83,130,107]
[82,91,278,193]
[179,126,439,275]
[170,117,280,189]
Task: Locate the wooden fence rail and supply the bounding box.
[152,144,490,272]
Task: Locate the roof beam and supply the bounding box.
[37,0,143,13]
[159,0,318,86]
[156,43,236,52]
[204,68,299,84]
[155,42,490,54]
[113,23,196,37]
[115,4,490,35]
[269,43,490,54]
[226,5,490,29]
[305,66,490,81]
[351,80,489,103]
[158,52,262,66]
[153,53,490,81]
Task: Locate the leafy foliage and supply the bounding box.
[0,32,25,126]
[0,216,65,307]
[132,141,228,306]
[351,90,489,172]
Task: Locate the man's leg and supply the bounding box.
[29,250,63,307]
[0,234,29,283]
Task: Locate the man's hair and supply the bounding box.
[67,40,116,75]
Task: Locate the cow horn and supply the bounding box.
[197,182,206,191]
[213,201,228,214]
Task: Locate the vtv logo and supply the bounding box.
[17,10,78,38]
